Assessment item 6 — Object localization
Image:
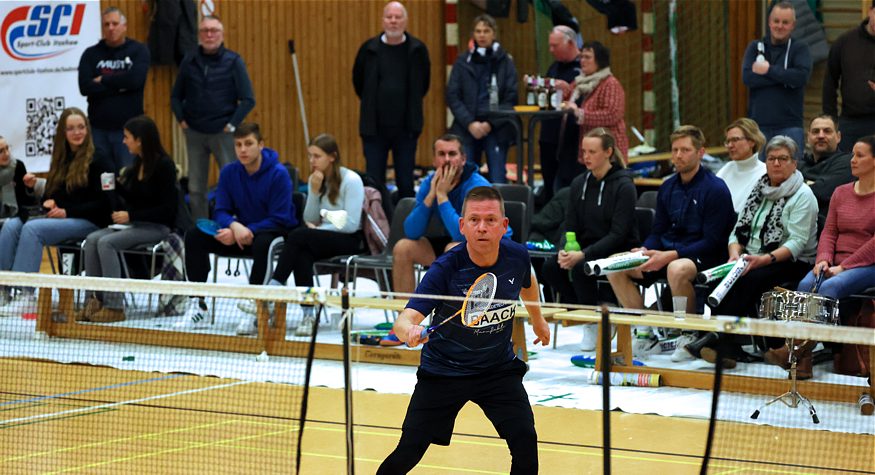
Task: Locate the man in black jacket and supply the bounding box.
[171,15,255,220]
[78,7,149,171]
[798,115,854,233]
[353,1,430,200]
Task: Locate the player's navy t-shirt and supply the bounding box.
[406,238,532,377]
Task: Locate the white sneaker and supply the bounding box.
[671,333,697,362]
[633,335,661,359]
[295,315,316,337]
[236,316,258,335]
[237,299,275,317]
[0,293,37,317]
[580,324,598,351]
[173,299,209,330]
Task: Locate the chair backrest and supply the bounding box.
[635,207,656,243]
[292,191,305,225]
[494,183,534,224]
[388,198,417,250]
[504,201,528,244]
[637,190,658,210]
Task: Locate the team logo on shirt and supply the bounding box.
[471,303,514,335]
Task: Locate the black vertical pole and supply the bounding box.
[600,305,611,475]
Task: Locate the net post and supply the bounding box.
[341,285,355,474]
[599,304,611,475]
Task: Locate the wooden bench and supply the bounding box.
[551,305,875,403]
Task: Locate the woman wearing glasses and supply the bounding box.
[702,135,818,370]
[716,118,767,213]
[0,108,111,315]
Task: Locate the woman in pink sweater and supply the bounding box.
[564,41,629,160]
[797,134,875,298]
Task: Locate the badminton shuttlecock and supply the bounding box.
[321,209,348,229]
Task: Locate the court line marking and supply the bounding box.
[0,380,251,427]
[0,374,183,407]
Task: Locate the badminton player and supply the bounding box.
[377,186,550,475]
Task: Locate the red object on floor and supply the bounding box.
[22,313,37,320]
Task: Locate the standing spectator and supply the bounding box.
[171,15,255,220]
[447,14,518,184]
[541,129,638,350]
[798,115,854,233]
[564,41,629,166]
[606,126,734,316]
[79,116,178,323]
[78,7,150,172]
[742,1,812,160]
[265,134,365,337]
[0,108,111,315]
[716,118,767,213]
[174,123,296,331]
[823,2,875,151]
[538,25,582,203]
[353,1,430,199]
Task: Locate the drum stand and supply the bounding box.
[751,338,820,424]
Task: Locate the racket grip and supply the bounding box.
[419,326,434,340]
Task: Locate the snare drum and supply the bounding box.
[758,290,839,325]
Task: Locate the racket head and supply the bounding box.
[460,272,497,327]
[196,218,220,236]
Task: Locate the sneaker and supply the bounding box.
[633,335,661,359]
[89,307,125,323]
[74,296,103,322]
[295,315,316,337]
[237,299,275,317]
[173,298,209,330]
[671,334,698,362]
[580,324,598,351]
[0,293,37,317]
[236,316,258,336]
[700,347,736,369]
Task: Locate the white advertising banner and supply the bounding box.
[0,1,100,172]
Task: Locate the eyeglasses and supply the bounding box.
[199,28,223,35]
[724,137,748,146]
[765,155,793,163]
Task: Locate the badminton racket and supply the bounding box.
[420,272,497,339]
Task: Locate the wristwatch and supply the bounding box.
[768,252,777,264]
[226,123,236,133]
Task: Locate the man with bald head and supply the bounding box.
[353,1,431,200]
[78,7,150,171]
[538,25,582,202]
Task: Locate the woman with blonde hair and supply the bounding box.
[717,118,767,212]
[0,108,110,314]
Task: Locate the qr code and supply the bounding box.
[25,97,65,157]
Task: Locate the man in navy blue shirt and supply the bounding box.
[378,187,550,475]
[607,125,734,315]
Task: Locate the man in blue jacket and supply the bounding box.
[607,126,735,316]
[78,7,149,171]
[742,1,811,160]
[175,123,296,331]
[171,15,255,220]
[392,134,512,296]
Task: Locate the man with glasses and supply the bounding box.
[798,115,854,233]
[607,126,734,316]
[78,7,150,171]
[716,118,767,212]
[171,15,255,220]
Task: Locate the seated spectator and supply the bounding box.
[0,135,37,223]
[563,40,629,182]
[706,136,818,372]
[798,115,854,233]
[447,14,518,183]
[777,135,875,375]
[0,108,111,315]
[174,122,297,330]
[392,134,508,295]
[541,128,638,350]
[78,115,178,323]
[262,133,365,337]
[717,118,767,213]
[606,125,734,316]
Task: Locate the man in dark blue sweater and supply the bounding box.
[607,126,735,315]
[78,7,149,171]
[171,15,255,220]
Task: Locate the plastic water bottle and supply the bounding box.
[564,231,581,282]
[488,74,499,111]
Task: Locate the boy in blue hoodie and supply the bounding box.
[175,123,297,330]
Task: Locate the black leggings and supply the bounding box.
[184,228,284,285]
[271,227,362,286]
